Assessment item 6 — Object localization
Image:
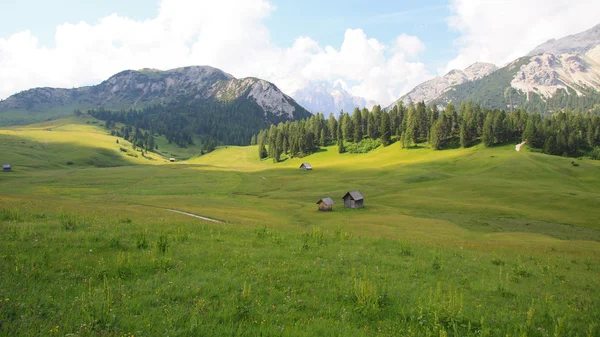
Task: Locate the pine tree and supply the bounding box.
[379,112,391,146]
[459,120,472,148]
[430,119,444,150]
[258,139,268,159]
[319,129,326,147]
[404,103,417,146]
[482,113,494,147]
[148,135,155,152]
[250,134,257,145]
[342,113,353,142]
[337,137,346,154]
[328,114,338,141]
[544,136,557,155]
[416,101,429,141]
[352,108,363,143]
[492,111,506,144]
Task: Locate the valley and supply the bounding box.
[2,12,600,337]
[1,117,599,336]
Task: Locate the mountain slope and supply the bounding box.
[435,48,600,111]
[386,62,498,109]
[427,23,600,111]
[0,66,311,127]
[527,23,600,56]
[292,81,375,116]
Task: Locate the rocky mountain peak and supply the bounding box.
[292,81,375,116]
[0,65,310,125]
[527,23,600,56]
[386,62,498,109]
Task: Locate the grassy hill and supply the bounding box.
[1,118,599,336]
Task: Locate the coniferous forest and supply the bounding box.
[255,101,600,161]
[87,97,303,150]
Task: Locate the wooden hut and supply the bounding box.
[342,190,364,208]
[299,163,312,170]
[2,164,11,172]
[316,198,334,211]
[169,158,176,162]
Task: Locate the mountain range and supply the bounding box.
[385,62,498,109]
[389,23,600,112]
[0,66,310,127]
[292,81,376,116]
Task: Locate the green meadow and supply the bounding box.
[1,117,599,336]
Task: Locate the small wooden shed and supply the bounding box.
[2,164,11,172]
[169,158,176,162]
[299,163,312,170]
[342,190,364,209]
[316,198,334,211]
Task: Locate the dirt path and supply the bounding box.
[165,209,223,223]
[516,141,527,152]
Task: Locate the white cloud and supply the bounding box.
[445,0,600,72]
[0,0,430,106]
[393,33,426,58]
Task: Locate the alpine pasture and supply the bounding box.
[1,117,599,336]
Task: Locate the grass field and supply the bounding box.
[1,117,599,336]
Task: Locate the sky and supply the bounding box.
[0,0,599,105]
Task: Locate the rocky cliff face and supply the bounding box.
[0,66,309,123]
[386,62,498,109]
[410,23,600,110]
[511,48,600,98]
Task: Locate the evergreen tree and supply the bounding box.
[352,108,363,143]
[459,120,472,148]
[342,113,353,142]
[544,136,557,155]
[416,101,429,141]
[430,119,444,150]
[338,137,346,154]
[404,102,417,146]
[482,113,495,147]
[328,114,338,141]
[319,129,326,147]
[445,102,459,138]
[148,135,155,152]
[379,111,391,146]
[492,111,506,144]
[250,134,257,145]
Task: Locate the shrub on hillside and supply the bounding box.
[345,138,381,154]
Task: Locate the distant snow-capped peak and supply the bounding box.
[292,81,376,116]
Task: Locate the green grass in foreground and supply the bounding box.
[1,118,600,335]
[0,207,598,336]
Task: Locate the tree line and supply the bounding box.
[87,97,278,150]
[254,101,600,161]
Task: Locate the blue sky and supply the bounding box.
[0,0,455,73]
[0,0,598,104]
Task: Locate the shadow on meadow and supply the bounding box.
[0,133,148,170]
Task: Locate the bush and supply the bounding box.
[66,161,74,165]
[571,161,580,167]
[345,138,381,154]
[119,147,128,152]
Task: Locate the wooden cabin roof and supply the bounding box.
[316,198,334,205]
[300,163,312,169]
[342,190,363,201]
[2,164,11,169]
